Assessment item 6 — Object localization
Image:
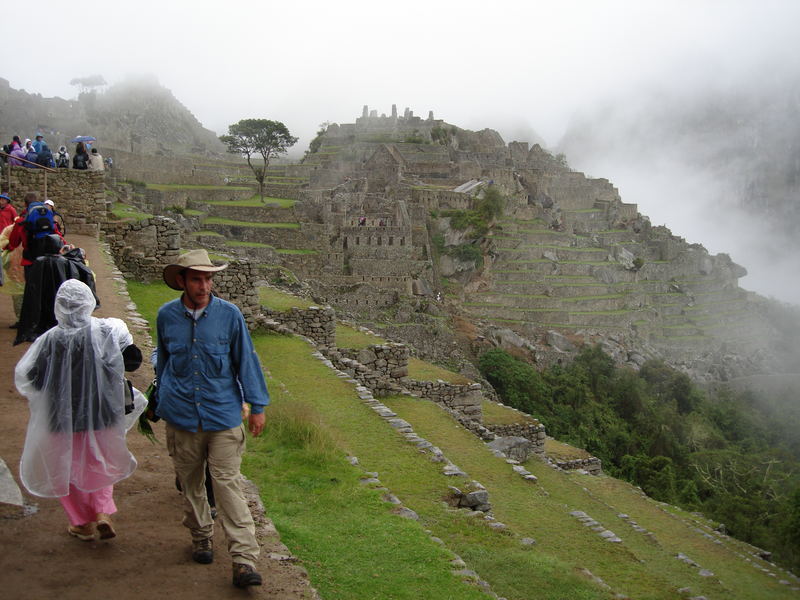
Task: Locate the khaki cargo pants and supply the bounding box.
[166,423,259,567]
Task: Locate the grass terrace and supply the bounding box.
[111,201,153,222]
[407,358,471,384]
[276,249,317,255]
[146,183,251,191]
[226,240,274,248]
[202,217,300,229]
[187,230,224,237]
[259,286,316,311]
[205,195,298,208]
[481,400,538,427]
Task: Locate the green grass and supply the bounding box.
[188,230,224,237]
[202,217,300,229]
[249,334,611,600]
[482,400,538,427]
[205,195,297,208]
[259,286,316,311]
[335,323,386,349]
[146,183,251,191]
[276,249,317,255]
[407,357,471,384]
[226,240,274,248]
[111,201,154,222]
[244,395,489,600]
[124,280,179,338]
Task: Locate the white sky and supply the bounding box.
[5,0,797,147]
[4,0,800,300]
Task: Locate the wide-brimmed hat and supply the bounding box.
[163,249,228,290]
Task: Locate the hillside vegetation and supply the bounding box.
[479,346,800,573]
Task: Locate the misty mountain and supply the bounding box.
[558,74,800,304]
[0,75,225,156]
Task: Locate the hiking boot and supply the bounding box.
[192,537,214,564]
[95,513,116,540]
[68,523,95,541]
[232,563,262,588]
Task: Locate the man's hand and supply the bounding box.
[248,411,265,437]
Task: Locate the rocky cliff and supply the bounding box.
[0,76,225,156]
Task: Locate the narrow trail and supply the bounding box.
[0,234,316,600]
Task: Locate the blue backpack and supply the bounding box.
[23,203,57,261]
[25,203,56,239]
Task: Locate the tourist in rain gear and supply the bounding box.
[24,144,38,168]
[8,145,27,166]
[35,144,55,168]
[13,235,98,345]
[32,134,45,154]
[0,193,18,229]
[16,279,146,541]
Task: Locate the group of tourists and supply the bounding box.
[3,194,269,588]
[2,134,107,171]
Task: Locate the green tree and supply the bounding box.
[69,74,107,94]
[219,119,298,202]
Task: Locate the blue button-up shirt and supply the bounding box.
[155,295,269,432]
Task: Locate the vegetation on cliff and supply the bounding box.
[479,346,800,571]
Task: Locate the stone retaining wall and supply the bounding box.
[338,344,409,378]
[403,380,484,421]
[263,305,336,348]
[211,260,262,329]
[3,166,107,235]
[104,216,181,281]
[147,186,254,211]
[552,457,603,475]
[262,184,303,200]
[487,423,546,455]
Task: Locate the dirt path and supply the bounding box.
[0,234,316,599]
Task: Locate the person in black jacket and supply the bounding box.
[72,142,89,170]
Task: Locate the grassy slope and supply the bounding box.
[253,334,609,600]
[126,283,796,600]
[250,330,798,599]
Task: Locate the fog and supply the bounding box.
[4,0,800,301]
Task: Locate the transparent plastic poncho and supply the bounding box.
[15,279,146,498]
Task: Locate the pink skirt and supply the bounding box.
[59,484,116,526]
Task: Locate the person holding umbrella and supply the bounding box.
[73,142,89,170]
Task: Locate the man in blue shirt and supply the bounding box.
[156,249,268,589]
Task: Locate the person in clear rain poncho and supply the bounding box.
[15,279,146,541]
